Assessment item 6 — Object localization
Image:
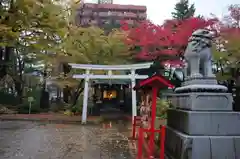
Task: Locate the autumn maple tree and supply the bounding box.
[121,17,217,67]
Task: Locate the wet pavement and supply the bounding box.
[0,120,135,159]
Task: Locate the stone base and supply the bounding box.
[167,109,240,135]
[167,92,233,111]
[183,77,218,86]
[182,78,218,86]
[175,77,228,93]
[174,84,228,93]
[165,126,240,159]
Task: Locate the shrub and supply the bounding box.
[156,99,170,119]
[50,101,65,112]
[50,103,60,112]
[17,102,42,114]
[71,105,82,114]
[0,91,19,105]
[17,87,45,114]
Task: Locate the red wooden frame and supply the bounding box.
[132,116,142,140]
[133,74,173,159]
[137,126,166,159]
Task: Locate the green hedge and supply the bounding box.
[0,91,19,105]
[18,87,43,114]
[17,102,42,114]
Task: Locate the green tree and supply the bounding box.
[212,5,240,82]
[52,26,130,104]
[46,1,130,104]
[212,4,240,111]
[172,0,195,20]
[0,0,68,105]
[0,0,130,106]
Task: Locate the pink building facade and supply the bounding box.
[76,3,147,27]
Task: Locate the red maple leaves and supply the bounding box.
[121,17,218,66]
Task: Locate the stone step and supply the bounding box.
[167,92,232,111]
[165,126,240,159]
[167,109,240,136]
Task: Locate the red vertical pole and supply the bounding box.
[149,87,158,157]
[132,116,136,139]
[137,128,143,159]
[148,129,155,158]
[160,125,166,159]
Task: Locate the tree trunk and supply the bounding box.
[40,70,50,109]
[63,86,71,103]
[0,47,9,78]
[71,79,84,106]
[40,89,49,109]
[62,63,73,103]
[14,49,25,104]
[14,81,23,103]
[56,88,61,101]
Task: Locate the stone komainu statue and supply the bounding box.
[184,29,215,78]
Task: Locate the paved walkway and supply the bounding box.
[0,120,135,159]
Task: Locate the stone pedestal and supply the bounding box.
[165,127,240,159]
[165,77,240,159]
[167,92,232,111]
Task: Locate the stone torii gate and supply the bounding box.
[69,62,153,124]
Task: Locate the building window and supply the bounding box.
[98,0,113,4]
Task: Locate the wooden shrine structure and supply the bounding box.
[133,74,174,159]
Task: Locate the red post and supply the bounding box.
[137,128,144,159]
[148,129,155,158]
[160,125,166,159]
[132,116,136,139]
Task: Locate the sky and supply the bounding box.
[84,0,239,24]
